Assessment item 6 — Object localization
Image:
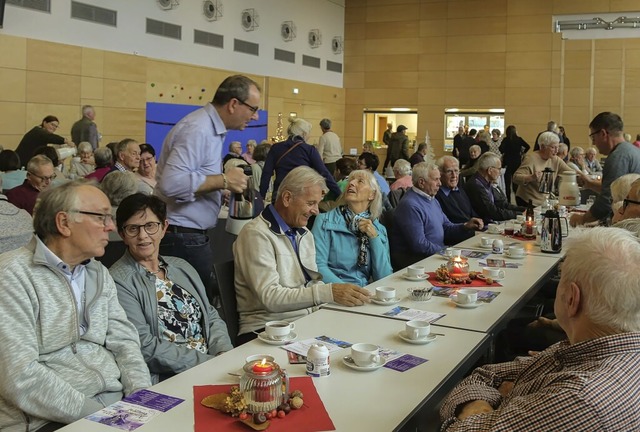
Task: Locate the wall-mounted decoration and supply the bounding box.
[281,21,296,41]
[157,0,179,11]
[308,29,321,48]
[331,36,343,54]
[241,8,259,31]
[203,0,222,22]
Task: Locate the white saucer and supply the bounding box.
[451,300,482,309]
[478,243,493,249]
[371,297,402,306]
[257,331,297,345]
[342,355,386,371]
[397,331,437,345]
[505,252,525,259]
[401,273,428,281]
[477,274,504,282]
[487,230,502,235]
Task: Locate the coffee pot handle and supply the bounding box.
[560,217,569,237]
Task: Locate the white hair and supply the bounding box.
[477,152,501,171]
[336,170,382,219]
[562,227,640,332]
[412,161,438,186]
[392,159,411,177]
[538,131,560,148]
[611,175,640,202]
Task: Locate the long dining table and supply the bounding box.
[59,309,489,432]
[58,228,566,432]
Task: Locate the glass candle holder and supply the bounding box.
[446,256,469,278]
[240,360,289,413]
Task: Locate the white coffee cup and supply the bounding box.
[483,267,505,279]
[444,247,461,258]
[351,343,381,367]
[507,246,525,257]
[245,354,275,364]
[487,223,500,233]
[480,236,492,247]
[406,265,425,277]
[375,286,396,301]
[264,321,295,340]
[454,288,478,304]
[405,320,431,340]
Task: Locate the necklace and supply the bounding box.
[142,262,166,277]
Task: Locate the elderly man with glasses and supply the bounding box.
[0,179,151,432]
[465,152,525,223]
[156,75,253,305]
[570,112,640,227]
[5,154,56,215]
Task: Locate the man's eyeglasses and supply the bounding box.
[70,210,114,226]
[623,198,640,211]
[122,222,162,237]
[28,171,57,182]
[236,98,259,114]
[589,130,602,141]
[443,169,460,175]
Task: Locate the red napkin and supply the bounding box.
[194,376,335,432]
[505,232,535,241]
[427,272,502,288]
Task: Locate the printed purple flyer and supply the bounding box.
[86,390,184,430]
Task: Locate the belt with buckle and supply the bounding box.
[167,225,206,235]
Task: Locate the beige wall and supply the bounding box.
[344,0,640,158]
[0,34,345,151]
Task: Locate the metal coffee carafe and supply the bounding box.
[538,168,555,194]
[540,209,568,254]
[226,165,262,235]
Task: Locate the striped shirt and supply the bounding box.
[440,333,640,431]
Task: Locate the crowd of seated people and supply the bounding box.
[4,92,640,432]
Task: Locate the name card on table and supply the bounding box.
[382,306,445,323]
[86,390,184,430]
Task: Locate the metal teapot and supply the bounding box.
[538,167,555,194]
[540,209,568,254]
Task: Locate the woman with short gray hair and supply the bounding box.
[512,131,576,206]
[390,159,412,191]
[70,141,95,178]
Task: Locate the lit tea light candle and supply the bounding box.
[252,358,273,373]
[448,256,470,278]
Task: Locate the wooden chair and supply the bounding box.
[213,260,240,347]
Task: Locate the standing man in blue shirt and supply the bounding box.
[156,75,255,303]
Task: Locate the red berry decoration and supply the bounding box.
[277,410,286,418]
[239,412,248,420]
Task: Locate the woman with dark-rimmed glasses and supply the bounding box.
[109,193,232,383]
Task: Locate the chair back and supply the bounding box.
[213,260,240,346]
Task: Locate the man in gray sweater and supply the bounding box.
[0,180,150,432]
[571,112,640,227]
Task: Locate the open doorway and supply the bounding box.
[362,109,419,167]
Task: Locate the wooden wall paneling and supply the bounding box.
[0,102,26,136]
[0,69,26,103]
[418,71,446,89]
[552,0,612,14]
[420,37,447,54]
[364,88,418,106]
[345,55,365,73]
[506,33,553,52]
[447,18,507,36]
[420,54,446,71]
[366,21,420,39]
[366,4,420,23]
[0,34,27,69]
[344,72,365,89]
[103,52,146,83]
[26,71,80,106]
[101,107,145,142]
[419,19,448,38]
[506,15,550,35]
[447,0,507,18]
[81,47,104,78]
[364,71,418,88]
[507,0,553,16]
[81,77,103,102]
[420,1,448,20]
[103,79,146,109]
[26,39,81,76]
[447,35,507,53]
[365,54,418,72]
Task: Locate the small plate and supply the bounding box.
[505,252,525,259]
[478,243,494,249]
[371,297,402,306]
[342,355,386,371]
[450,300,482,309]
[257,331,297,345]
[477,274,504,282]
[397,331,437,345]
[401,273,428,282]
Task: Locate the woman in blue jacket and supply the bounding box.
[312,170,392,286]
